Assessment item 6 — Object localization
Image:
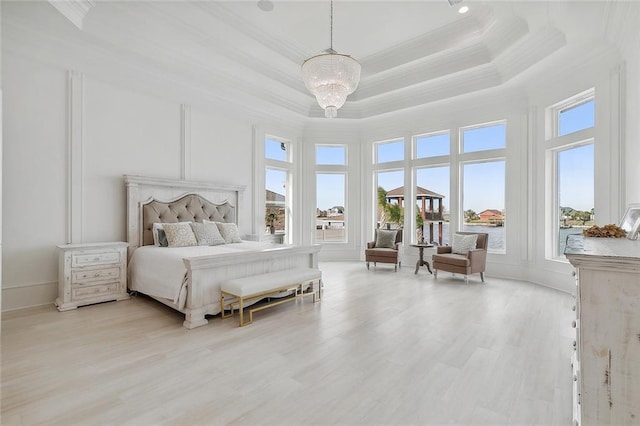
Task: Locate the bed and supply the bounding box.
[125,175,321,329]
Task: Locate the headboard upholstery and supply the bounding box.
[141,194,236,246]
[125,175,245,255]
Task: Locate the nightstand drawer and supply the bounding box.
[72,283,118,300]
[72,267,121,284]
[72,251,121,267]
[57,242,129,311]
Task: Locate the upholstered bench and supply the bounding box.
[220,268,322,326]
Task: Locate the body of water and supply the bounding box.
[423,223,583,254]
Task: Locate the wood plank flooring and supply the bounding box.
[1,262,574,425]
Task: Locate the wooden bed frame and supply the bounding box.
[124,175,321,329]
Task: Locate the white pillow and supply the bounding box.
[152,222,191,246]
[163,222,198,247]
[190,222,226,246]
[215,222,242,244]
[451,233,478,255]
[375,229,397,248]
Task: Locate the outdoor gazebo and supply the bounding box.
[385,186,446,245]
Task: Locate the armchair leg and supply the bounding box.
[480,272,485,283]
[434,269,438,279]
[366,262,370,270]
[394,264,397,272]
[464,275,469,284]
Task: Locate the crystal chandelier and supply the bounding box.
[301,0,361,118]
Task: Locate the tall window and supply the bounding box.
[461,160,506,252]
[460,122,507,253]
[376,170,404,230]
[264,137,291,238]
[374,139,405,232]
[412,132,451,245]
[316,145,347,242]
[547,90,595,259]
[556,144,594,255]
[415,165,450,245]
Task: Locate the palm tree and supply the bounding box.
[377,187,389,228]
[387,203,404,227]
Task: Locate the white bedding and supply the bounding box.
[128,241,280,307]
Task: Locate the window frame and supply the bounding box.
[314,143,349,244]
[263,134,294,242]
[544,89,596,261]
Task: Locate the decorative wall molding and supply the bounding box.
[181,104,192,180]
[67,70,85,244]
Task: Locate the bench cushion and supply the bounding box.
[222,268,321,297]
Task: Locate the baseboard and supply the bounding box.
[2,281,57,312]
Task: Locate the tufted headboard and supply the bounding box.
[125,175,245,255]
[141,194,236,246]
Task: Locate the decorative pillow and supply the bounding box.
[375,229,397,249]
[190,222,226,246]
[163,222,198,247]
[156,229,168,247]
[216,222,242,243]
[451,233,478,255]
[152,222,190,247]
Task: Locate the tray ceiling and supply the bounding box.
[3,1,633,123]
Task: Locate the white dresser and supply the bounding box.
[565,235,640,425]
[56,242,129,311]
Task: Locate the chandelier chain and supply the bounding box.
[330,0,333,51]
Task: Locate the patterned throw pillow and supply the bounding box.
[216,222,242,243]
[375,229,397,248]
[190,222,226,246]
[163,222,198,247]
[152,222,191,247]
[451,233,478,255]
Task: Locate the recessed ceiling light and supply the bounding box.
[257,0,274,12]
[458,5,469,14]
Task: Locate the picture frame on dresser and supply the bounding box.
[619,203,640,240]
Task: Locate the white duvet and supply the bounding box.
[128,241,279,307]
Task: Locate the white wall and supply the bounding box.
[3,53,67,309]
[1,51,254,311]
[190,108,254,229]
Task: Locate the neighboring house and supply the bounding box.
[478,209,505,221]
[327,206,344,217]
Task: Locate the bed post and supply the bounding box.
[125,178,140,259]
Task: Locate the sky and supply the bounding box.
[266,98,595,215]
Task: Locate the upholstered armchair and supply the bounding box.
[432,232,488,283]
[365,228,403,271]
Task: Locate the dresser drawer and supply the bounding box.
[72,267,121,284]
[72,283,118,300]
[57,242,129,311]
[72,251,121,267]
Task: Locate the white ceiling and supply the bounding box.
[3,1,635,123]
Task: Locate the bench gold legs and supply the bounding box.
[221,279,322,327]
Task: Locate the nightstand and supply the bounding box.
[262,233,285,244]
[56,242,129,311]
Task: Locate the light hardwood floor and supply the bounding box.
[1,262,574,425]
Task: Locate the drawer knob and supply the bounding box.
[572,305,576,311]
[571,320,577,328]
[573,340,577,348]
